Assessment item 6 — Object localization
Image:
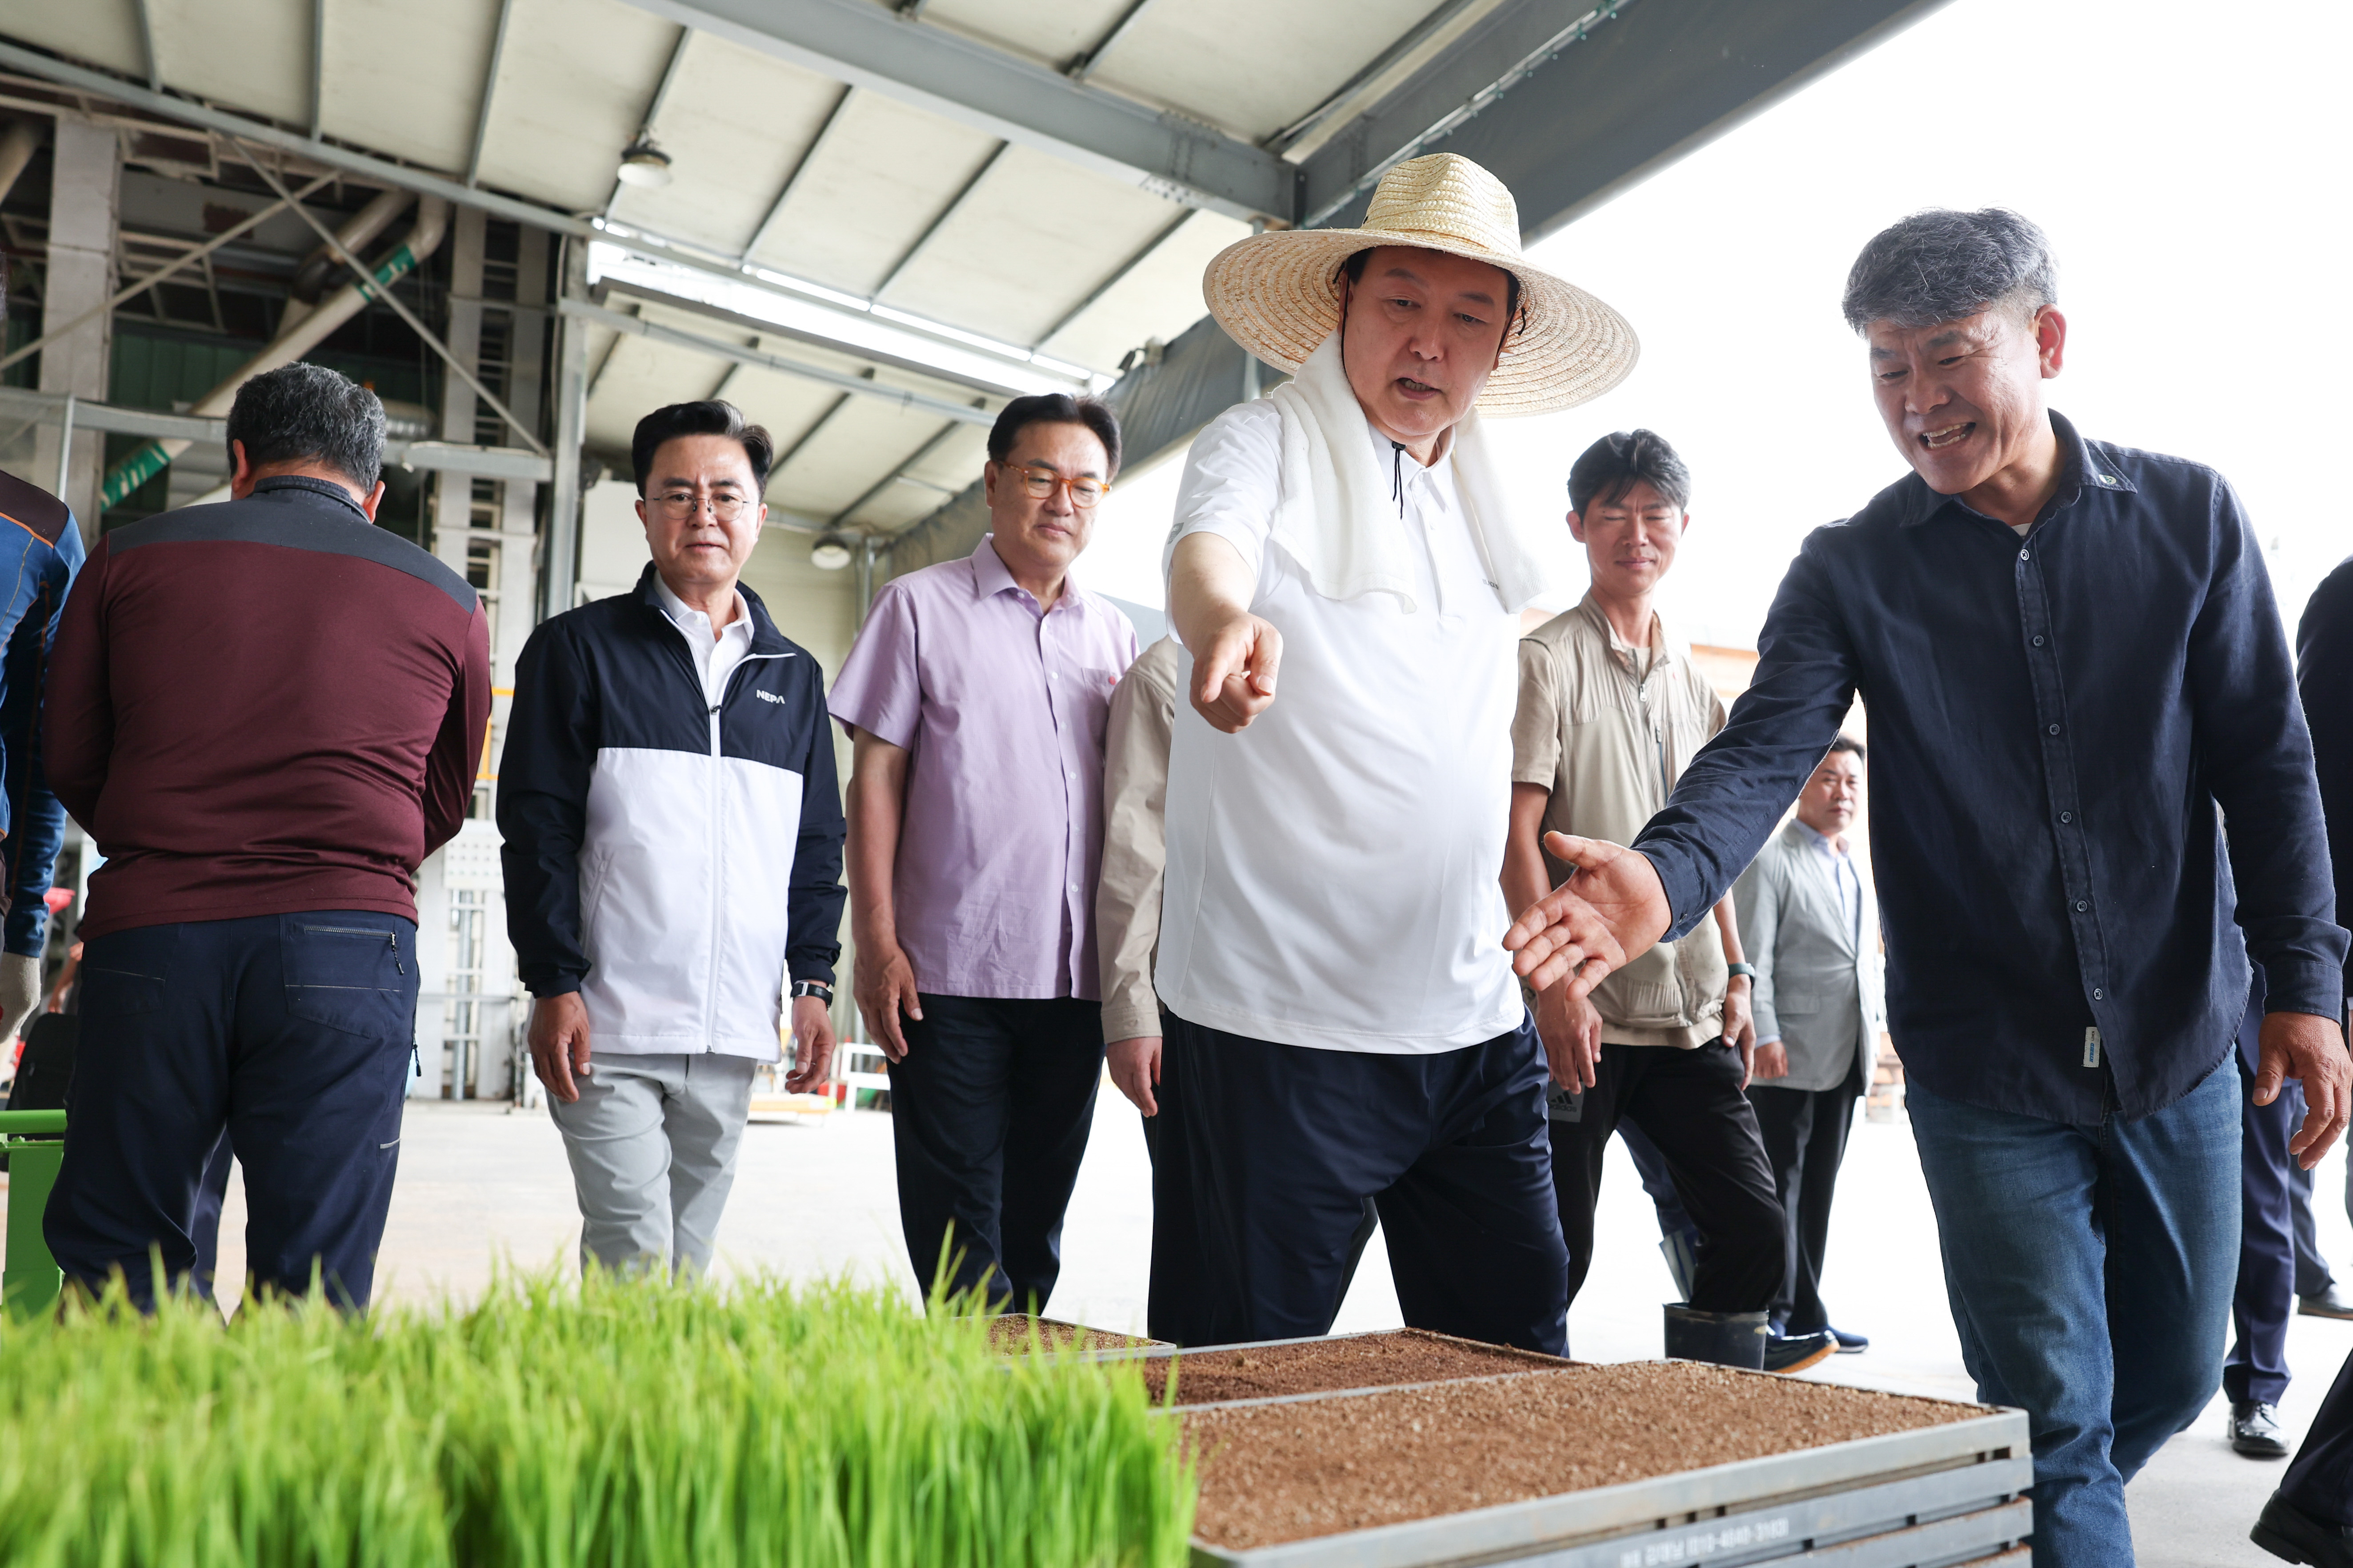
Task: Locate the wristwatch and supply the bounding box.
[789,980,835,1003]
[1725,962,1757,982]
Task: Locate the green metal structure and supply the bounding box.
[0,1109,65,1321]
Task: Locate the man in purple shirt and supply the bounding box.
[831,393,1136,1310]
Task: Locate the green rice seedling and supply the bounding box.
[0,1267,1195,1568]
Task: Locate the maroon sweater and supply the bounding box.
[45,477,491,939]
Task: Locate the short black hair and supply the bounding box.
[225,362,387,490]
[631,400,775,495]
[1841,208,2056,333]
[1827,735,1866,760]
[1341,247,1523,342]
[987,393,1121,481]
[1568,429,1689,516]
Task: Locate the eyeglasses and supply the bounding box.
[652,489,752,522]
[1008,466,1109,509]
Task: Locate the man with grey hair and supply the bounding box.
[1503,209,2347,1566]
[41,361,491,1310]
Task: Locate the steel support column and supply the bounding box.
[33,116,120,539]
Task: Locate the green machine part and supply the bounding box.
[0,1109,66,1322]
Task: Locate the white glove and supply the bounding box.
[0,952,41,1047]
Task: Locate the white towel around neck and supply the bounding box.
[1262,332,1551,614]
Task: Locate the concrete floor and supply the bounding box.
[22,1086,2349,1566]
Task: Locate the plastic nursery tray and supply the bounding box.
[1154,1341,2029,1568]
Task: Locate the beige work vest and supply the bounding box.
[1511,597,1730,1049]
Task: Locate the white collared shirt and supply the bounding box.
[652,573,754,706]
[1795,818,1863,949]
[1156,396,1522,1055]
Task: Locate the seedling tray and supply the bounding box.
[983,1312,1168,1353]
[1097,1327,1574,1406]
[1158,1346,2027,1568]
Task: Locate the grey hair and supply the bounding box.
[224,361,387,491]
[1841,208,2056,333]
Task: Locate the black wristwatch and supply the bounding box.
[789,980,834,1003]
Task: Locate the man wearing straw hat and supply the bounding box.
[1148,153,1631,1352]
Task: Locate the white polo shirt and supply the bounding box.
[1156,397,1524,1054]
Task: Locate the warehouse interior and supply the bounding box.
[0,0,1945,1099]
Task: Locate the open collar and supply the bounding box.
[972,532,1089,616]
[631,562,790,653]
[1890,411,2134,529]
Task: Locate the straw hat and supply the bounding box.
[1202,153,1637,416]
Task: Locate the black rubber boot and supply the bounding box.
[1662,1305,1770,1370]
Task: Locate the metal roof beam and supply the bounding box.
[829,415,973,528]
[1031,208,1190,349]
[307,0,325,138]
[1294,0,1952,240]
[738,83,851,263]
[871,141,1005,303]
[0,39,596,238]
[132,0,163,92]
[1066,0,1160,83]
[602,27,692,218]
[608,0,1295,222]
[465,0,518,187]
[559,296,1000,426]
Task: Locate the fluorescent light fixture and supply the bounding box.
[586,240,1089,399]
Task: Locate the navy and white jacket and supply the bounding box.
[498,564,845,1060]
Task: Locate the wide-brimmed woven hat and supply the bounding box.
[1202,153,1637,416]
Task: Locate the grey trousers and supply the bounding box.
[546,1052,757,1275]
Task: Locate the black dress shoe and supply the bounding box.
[2301,1285,2353,1320]
[2252,1490,2353,1566]
[2232,1400,2292,1459]
[1763,1329,1837,1374]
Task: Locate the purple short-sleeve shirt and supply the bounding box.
[829,535,1138,1000]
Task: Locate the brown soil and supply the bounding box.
[1185,1362,1992,1551]
[984,1314,1158,1353]
[1144,1329,1565,1405]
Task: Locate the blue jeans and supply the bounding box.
[1908,1060,2239,1568]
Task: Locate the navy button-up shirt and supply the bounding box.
[1633,412,2345,1123]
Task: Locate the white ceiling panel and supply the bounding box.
[2,8,142,82]
[1090,0,1440,141]
[606,32,845,258]
[148,0,310,129]
[744,88,999,299]
[475,0,676,211]
[769,387,973,517]
[1037,206,1249,371]
[319,0,496,174]
[881,142,1185,352]
[918,0,1132,73]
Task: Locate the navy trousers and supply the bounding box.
[885,994,1103,1311]
[2231,979,2302,1406]
[45,912,418,1310]
[1148,1010,1568,1355]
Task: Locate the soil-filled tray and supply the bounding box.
[1139,1328,1567,1405]
[984,1313,1164,1353]
[1185,1361,2002,1554]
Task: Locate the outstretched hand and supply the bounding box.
[1503,833,1674,999]
[2255,1009,2353,1168]
[1191,611,1282,733]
